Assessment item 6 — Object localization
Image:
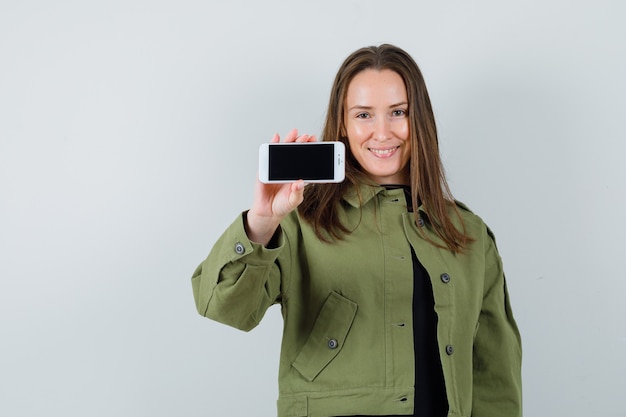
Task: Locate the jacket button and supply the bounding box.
[445,344,454,355]
[440,273,451,283]
[328,339,338,349]
[234,242,245,255]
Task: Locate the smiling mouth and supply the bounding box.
[369,146,399,156]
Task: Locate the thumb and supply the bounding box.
[287,180,306,209]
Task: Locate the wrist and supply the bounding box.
[244,210,281,246]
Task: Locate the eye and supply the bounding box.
[392,109,407,117]
[355,112,370,119]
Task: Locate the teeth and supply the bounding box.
[370,148,396,155]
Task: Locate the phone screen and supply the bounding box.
[268,143,335,181]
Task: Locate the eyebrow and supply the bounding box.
[348,102,408,111]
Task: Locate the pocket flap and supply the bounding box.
[292,292,358,382]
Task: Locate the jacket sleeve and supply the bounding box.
[472,227,523,416]
[191,213,286,332]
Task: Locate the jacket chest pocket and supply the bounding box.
[292,292,358,382]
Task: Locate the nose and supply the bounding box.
[373,116,391,141]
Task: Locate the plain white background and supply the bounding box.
[1,1,625,416]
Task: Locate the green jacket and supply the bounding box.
[192,184,522,417]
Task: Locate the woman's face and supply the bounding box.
[344,68,411,185]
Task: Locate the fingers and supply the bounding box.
[295,133,317,143]
[272,129,317,144]
[284,128,298,142]
[287,129,309,143]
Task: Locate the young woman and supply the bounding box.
[192,44,522,417]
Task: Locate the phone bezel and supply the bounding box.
[258,141,345,184]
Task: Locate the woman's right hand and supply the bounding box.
[246,129,316,246]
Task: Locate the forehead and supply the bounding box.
[346,69,407,104]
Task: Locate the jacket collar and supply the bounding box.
[342,181,427,215]
[342,182,383,208]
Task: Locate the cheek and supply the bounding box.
[346,121,365,140]
[346,123,366,150]
[394,119,410,139]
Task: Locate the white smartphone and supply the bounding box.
[258,141,345,183]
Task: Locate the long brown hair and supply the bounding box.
[298,44,471,253]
